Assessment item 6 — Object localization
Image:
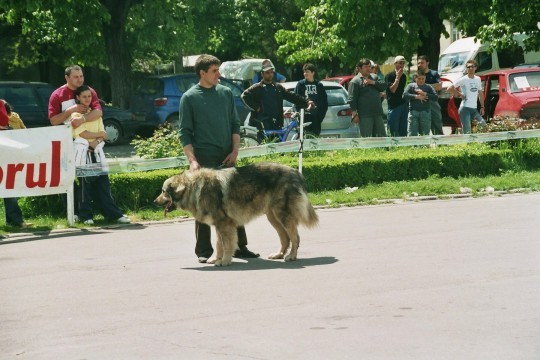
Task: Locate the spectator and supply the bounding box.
[241,60,314,139]
[294,63,328,136]
[48,65,102,128]
[385,55,409,136]
[48,65,129,225]
[179,54,259,263]
[252,59,286,84]
[2,100,26,130]
[71,85,130,225]
[403,70,438,136]
[447,60,487,134]
[0,99,8,130]
[347,58,387,137]
[371,63,386,98]
[1,100,31,228]
[371,63,385,82]
[416,55,444,135]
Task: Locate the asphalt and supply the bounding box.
[1,193,539,359]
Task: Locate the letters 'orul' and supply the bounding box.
[0,141,61,190]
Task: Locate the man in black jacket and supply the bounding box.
[241,61,315,133]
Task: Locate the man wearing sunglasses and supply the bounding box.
[447,60,487,134]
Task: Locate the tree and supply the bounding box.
[476,0,540,52]
[0,0,200,108]
[275,0,490,73]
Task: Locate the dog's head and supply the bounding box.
[154,174,188,216]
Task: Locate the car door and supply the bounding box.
[483,74,500,120]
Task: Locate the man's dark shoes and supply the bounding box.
[234,247,260,258]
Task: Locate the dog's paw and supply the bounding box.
[268,252,285,260]
[207,258,217,264]
[214,257,233,267]
[284,253,297,262]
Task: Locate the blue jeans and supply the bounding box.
[387,103,408,136]
[408,110,431,136]
[459,107,486,134]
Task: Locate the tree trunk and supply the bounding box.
[417,4,444,71]
[100,0,139,109]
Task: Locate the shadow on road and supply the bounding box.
[183,256,338,271]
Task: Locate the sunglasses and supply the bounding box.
[466,65,476,69]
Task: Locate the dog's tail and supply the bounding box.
[299,193,319,228]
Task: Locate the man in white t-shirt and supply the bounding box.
[447,59,487,134]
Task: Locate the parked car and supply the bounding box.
[0,81,140,145]
[324,75,355,90]
[447,68,540,127]
[252,80,354,138]
[130,74,250,129]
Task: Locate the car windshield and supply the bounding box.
[438,51,474,74]
[283,86,348,107]
[509,71,540,93]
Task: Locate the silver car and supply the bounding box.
[281,80,359,138]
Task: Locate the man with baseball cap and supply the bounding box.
[385,55,409,136]
[242,59,314,135]
[252,59,286,84]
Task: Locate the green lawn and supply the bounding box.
[2,170,539,236]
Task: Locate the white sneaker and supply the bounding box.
[83,219,94,225]
[117,216,131,224]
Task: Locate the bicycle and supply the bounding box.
[239,109,315,147]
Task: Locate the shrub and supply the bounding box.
[131,126,183,159]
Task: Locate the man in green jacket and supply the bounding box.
[179,54,259,263]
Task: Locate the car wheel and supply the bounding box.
[164,115,180,130]
[104,119,122,145]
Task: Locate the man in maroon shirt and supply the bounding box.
[48,65,102,128]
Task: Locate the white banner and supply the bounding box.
[0,126,75,198]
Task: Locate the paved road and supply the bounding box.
[1,194,539,359]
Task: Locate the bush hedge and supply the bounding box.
[16,140,540,216]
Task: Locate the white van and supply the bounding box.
[438,34,540,90]
[219,59,266,89]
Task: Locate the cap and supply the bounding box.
[261,59,275,72]
[394,55,406,63]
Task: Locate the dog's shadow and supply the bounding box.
[183,256,338,271]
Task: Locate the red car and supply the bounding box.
[324,75,355,90]
[447,68,540,129]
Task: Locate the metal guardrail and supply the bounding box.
[76,129,540,177]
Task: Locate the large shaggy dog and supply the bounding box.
[154,162,319,266]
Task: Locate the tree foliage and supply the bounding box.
[476,0,540,52]
[276,0,491,73]
[0,0,201,107]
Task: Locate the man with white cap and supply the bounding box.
[385,55,409,136]
[252,59,286,84]
[242,60,314,134]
